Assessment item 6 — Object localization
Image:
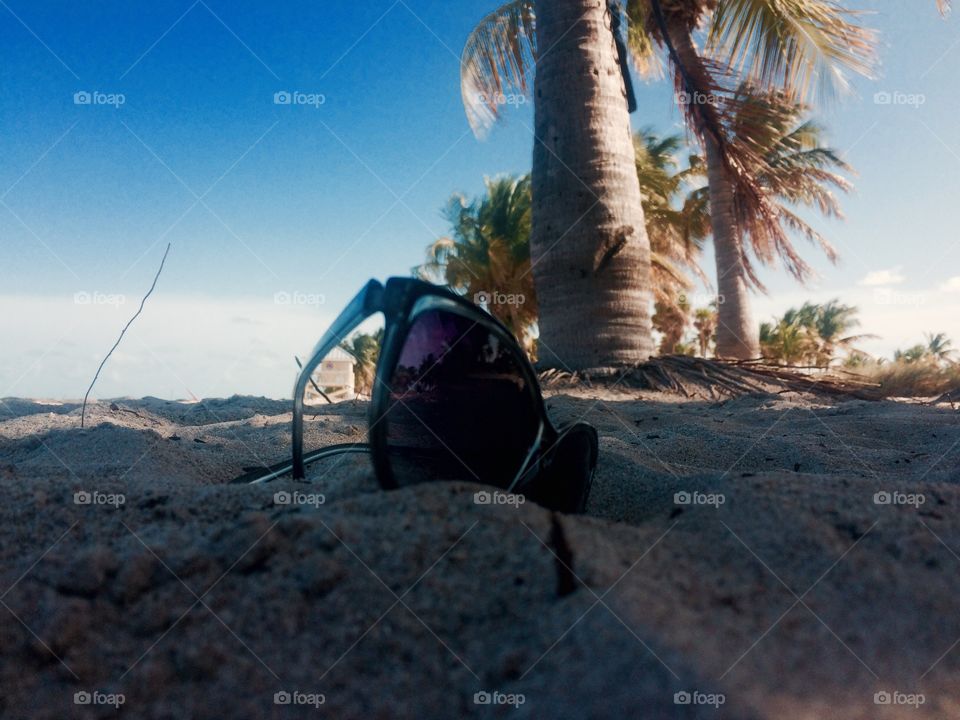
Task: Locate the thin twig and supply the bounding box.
[80,243,172,428]
[295,356,332,404]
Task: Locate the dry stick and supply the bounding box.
[80,243,172,428]
[295,356,332,404]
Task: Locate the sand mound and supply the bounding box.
[1,392,958,718]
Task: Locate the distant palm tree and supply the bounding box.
[693,306,717,358]
[760,300,869,366]
[416,174,538,351]
[812,299,872,365]
[340,328,383,395]
[652,295,690,355]
[925,332,955,363]
[634,128,710,305]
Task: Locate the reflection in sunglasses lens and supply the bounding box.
[382,309,539,487]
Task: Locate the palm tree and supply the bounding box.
[925,332,955,363]
[462,0,876,365]
[760,300,870,366]
[759,316,817,365]
[634,128,710,305]
[652,295,690,354]
[693,306,717,357]
[415,174,538,350]
[625,0,874,358]
[812,299,871,366]
[462,0,656,370]
[340,328,383,395]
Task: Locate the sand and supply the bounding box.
[0,389,958,719]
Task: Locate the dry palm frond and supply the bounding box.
[460,0,536,138]
[539,355,884,400]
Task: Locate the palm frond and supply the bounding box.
[460,0,536,138]
[707,0,877,101]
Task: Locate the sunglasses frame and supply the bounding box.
[290,277,563,493]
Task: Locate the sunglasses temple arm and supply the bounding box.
[292,280,384,479]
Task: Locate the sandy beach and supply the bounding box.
[1,387,957,719]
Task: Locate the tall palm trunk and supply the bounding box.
[704,137,758,358]
[667,24,759,360]
[531,0,654,371]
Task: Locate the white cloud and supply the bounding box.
[859,268,905,287]
[939,276,960,293]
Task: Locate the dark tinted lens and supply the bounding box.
[382,308,540,487]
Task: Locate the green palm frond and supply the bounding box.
[707,0,877,101]
[460,0,536,138]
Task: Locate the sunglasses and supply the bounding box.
[239,278,598,514]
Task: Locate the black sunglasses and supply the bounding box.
[238,278,598,514]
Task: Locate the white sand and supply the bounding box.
[0,390,957,719]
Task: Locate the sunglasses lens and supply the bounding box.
[381,308,540,488]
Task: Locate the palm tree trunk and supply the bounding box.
[530,0,654,371]
[666,26,759,360]
[704,137,759,359]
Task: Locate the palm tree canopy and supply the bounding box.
[634,127,710,300]
[415,174,538,343]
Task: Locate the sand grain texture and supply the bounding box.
[0,391,957,719]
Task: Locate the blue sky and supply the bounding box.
[1,1,958,399]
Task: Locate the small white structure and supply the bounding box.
[307,347,355,402]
